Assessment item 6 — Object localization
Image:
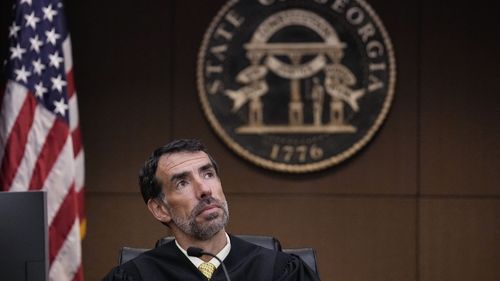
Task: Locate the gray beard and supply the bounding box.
[168,198,229,241]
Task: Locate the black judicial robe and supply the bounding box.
[102,235,321,281]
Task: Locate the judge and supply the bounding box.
[102,139,321,281]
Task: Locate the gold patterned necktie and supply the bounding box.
[198,262,216,280]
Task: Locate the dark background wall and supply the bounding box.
[2,0,499,280]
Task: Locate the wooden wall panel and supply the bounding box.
[420,1,500,195]
[420,199,500,281]
[66,0,175,192]
[170,0,227,144]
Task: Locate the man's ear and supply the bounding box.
[147,198,172,224]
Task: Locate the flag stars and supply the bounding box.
[51,74,67,93]
[24,12,41,29]
[32,59,46,75]
[49,51,63,68]
[29,35,43,53]
[34,82,48,97]
[10,43,26,60]
[43,5,58,22]
[53,98,68,116]
[9,22,21,38]
[45,28,61,45]
[14,66,31,83]
[4,2,83,279]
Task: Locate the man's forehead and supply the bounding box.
[157,151,211,175]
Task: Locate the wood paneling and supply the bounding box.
[420,1,500,195]
[66,0,175,192]
[420,199,500,281]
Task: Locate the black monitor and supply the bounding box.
[0,191,48,281]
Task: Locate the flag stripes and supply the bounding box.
[1,1,85,280]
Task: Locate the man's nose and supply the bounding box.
[194,176,212,198]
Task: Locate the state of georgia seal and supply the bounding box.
[197,0,396,173]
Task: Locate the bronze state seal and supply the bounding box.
[197,0,396,173]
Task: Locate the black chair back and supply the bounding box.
[155,235,282,251]
[119,247,150,265]
[283,248,318,273]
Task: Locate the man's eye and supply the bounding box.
[176,180,188,189]
[203,171,215,179]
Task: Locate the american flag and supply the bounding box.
[0,0,85,280]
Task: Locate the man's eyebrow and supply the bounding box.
[199,163,215,173]
[168,162,215,183]
[169,171,189,183]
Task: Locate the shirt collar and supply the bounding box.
[175,232,231,269]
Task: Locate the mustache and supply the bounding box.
[191,197,224,216]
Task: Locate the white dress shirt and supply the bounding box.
[175,232,231,269]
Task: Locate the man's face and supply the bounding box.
[154,151,228,240]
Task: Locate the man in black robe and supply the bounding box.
[102,139,321,281]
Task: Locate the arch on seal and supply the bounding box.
[250,9,344,47]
